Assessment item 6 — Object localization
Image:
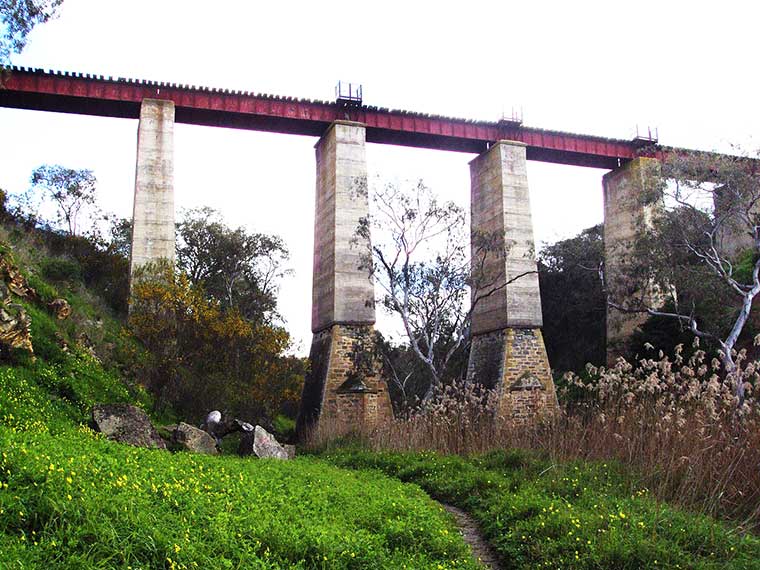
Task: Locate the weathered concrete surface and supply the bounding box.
[130,99,175,282]
[469,140,542,334]
[468,328,557,421]
[603,157,662,364]
[312,121,375,332]
[297,324,393,437]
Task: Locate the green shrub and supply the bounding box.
[39,257,82,283]
[273,414,296,441]
[25,272,58,304]
[25,302,66,363]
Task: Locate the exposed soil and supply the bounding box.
[442,503,502,570]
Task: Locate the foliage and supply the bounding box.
[0,181,129,315]
[0,356,145,433]
[38,256,82,283]
[0,238,479,568]
[0,0,62,63]
[559,340,760,524]
[25,165,99,236]
[176,207,289,323]
[326,448,760,569]
[376,331,469,415]
[129,262,302,423]
[105,215,132,259]
[538,224,606,373]
[42,230,130,315]
[272,413,296,441]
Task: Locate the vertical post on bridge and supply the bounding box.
[466,140,558,422]
[129,99,175,289]
[296,121,393,438]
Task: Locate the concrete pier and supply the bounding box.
[297,121,392,437]
[466,141,557,421]
[603,157,662,363]
[130,99,175,282]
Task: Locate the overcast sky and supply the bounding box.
[1,0,758,353]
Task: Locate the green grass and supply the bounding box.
[0,428,479,569]
[324,448,760,570]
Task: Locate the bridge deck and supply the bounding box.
[0,67,681,169]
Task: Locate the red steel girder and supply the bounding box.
[0,67,669,168]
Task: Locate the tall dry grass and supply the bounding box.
[308,339,760,530]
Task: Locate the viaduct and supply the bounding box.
[0,66,706,431]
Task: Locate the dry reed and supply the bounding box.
[307,339,760,530]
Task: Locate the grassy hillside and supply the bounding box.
[0,236,479,569]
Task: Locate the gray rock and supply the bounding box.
[253,425,289,460]
[172,422,218,455]
[92,403,166,450]
[284,444,296,459]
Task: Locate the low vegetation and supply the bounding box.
[1,427,479,569]
[325,448,760,569]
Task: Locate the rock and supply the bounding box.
[253,425,289,460]
[0,256,36,300]
[48,298,71,320]
[0,302,32,354]
[238,426,290,459]
[171,422,218,455]
[91,403,166,450]
[232,418,254,433]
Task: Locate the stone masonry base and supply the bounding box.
[467,327,558,422]
[296,324,393,438]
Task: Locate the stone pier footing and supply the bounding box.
[130,98,175,284]
[466,140,557,421]
[468,328,557,421]
[603,157,662,364]
[297,324,393,437]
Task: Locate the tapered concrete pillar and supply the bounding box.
[129,99,175,284]
[297,121,392,438]
[714,186,758,258]
[603,157,662,363]
[466,141,557,421]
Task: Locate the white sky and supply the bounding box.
[1,0,758,354]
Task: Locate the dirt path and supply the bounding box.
[442,504,502,570]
